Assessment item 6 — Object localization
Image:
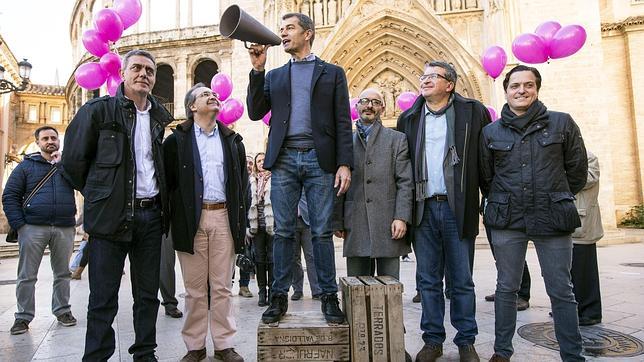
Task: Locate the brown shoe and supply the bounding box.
[488,353,510,362]
[180,348,206,362]
[415,344,442,362]
[238,286,253,298]
[516,297,529,311]
[458,344,480,362]
[214,348,243,362]
[412,291,421,303]
[71,266,84,280]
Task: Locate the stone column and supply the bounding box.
[174,54,189,120]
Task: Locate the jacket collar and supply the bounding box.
[176,119,238,139]
[24,152,51,164]
[115,83,172,127]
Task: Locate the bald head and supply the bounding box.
[356,88,385,124]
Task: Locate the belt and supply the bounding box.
[202,202,226,210]
[135,196,159,209]
[283,146,314,152]
[428,194,448,202]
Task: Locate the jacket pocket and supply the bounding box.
[488,141,514,167]
[549,191,581,232]
[96,130,124,167]
[84,185,112,203]
[484,192,511,229]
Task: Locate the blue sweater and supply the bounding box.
[2,153,76,230]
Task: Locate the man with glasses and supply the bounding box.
[397,61,490,362]
[333,88,413,280]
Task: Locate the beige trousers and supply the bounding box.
[177,208,236,351]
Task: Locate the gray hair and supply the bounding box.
[122,49,156,69]
[184,83,207,121]
[282,13,315,46]
[426,61,457,88]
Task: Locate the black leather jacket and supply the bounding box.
[480,106,587,236]
[62,85,173,241]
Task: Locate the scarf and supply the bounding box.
[500,100,548,131]
[414,94,458,201]
[355,119,375,142]
[257,171,270,203]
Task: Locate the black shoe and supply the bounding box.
[415,343,442,362]
[516,297,529,311]
[57,312,77,327]
[312,294,321,300]
[485,293,495,302]
[458,344,480,362]
[291,291,303,301]
[10,319,29,335]
[165,307,183,318]
[134,354,159,362]
[412,291,421,303]
[262,293,288,324]
[258,289,269,307]
[579,318,601,326]
[320,293,345,324]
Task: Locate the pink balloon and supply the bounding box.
[113,0,143,30]
[549,25,587,59]
[82,29,110,57]
[210,73,233,101]
[262,110,272,126]
[349,98,359,121]
[512,33,549,64]
[486,106,498,122]
[75,62,108,90]
[94,8,124,42]
[535,21,562,54]
[397,92,417,111]
[99,52,122,75]
[481,46,507,79]
[106,73,122,96]
[217,98,244,125]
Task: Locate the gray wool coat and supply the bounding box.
[334,121,414,258]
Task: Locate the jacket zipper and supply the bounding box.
[130,112,136,219]
[461,122,469,193]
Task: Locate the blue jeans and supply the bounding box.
[414,199,477,346]
[491,229,583,361]
[291,217,322,295]
[270,148,337,295]
[83,207,162,361]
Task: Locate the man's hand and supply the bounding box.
[51,151,62,164]
[391,219,407,240]
[334,230,346,239]
[248,44,270,72]
[335,166,351,196]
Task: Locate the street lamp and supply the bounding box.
[0,58,33,94]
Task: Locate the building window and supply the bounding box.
[50,107,62,124]
[28,105,38,123]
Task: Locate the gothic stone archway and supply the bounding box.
[320,0,488,126]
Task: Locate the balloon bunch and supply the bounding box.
[211,73,245,125]
[75,0,143,94]
[512,21,586,64]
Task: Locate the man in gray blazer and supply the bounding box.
[334,88,413,280]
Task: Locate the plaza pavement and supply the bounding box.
[0,236,643,361]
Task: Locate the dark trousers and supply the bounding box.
[486,226,531,301]
[253,228,273,291]
[159,232,178,309]
[83,207,162,361]
[571,243,602,322]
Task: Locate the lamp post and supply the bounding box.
[0,58,33,94]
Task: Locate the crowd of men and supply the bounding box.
[2,11,604,362]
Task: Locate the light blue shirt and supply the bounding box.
[424,106,448,196]
[194,123,226,202]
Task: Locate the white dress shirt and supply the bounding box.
[134,101,159,198]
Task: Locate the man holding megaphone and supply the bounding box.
[246,12,353,325]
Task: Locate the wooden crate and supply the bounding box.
[340,275,405,362]
[257,311,350,361]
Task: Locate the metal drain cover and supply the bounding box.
[0,279,17,285]
[518,322,644,358]
[621,263,644,268]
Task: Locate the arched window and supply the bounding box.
[152,64,175,115]
[193,59,219,86]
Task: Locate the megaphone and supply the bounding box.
[220,5,281,49]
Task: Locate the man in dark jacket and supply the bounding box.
[480,65,587,362]
[397,61,489,362]
[246,13,352,324]
[62,49,173,362]
[2,126,77,335]
[163,83,247,362]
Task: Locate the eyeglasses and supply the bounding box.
[357,98,383,107]
[419,73,449,82]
